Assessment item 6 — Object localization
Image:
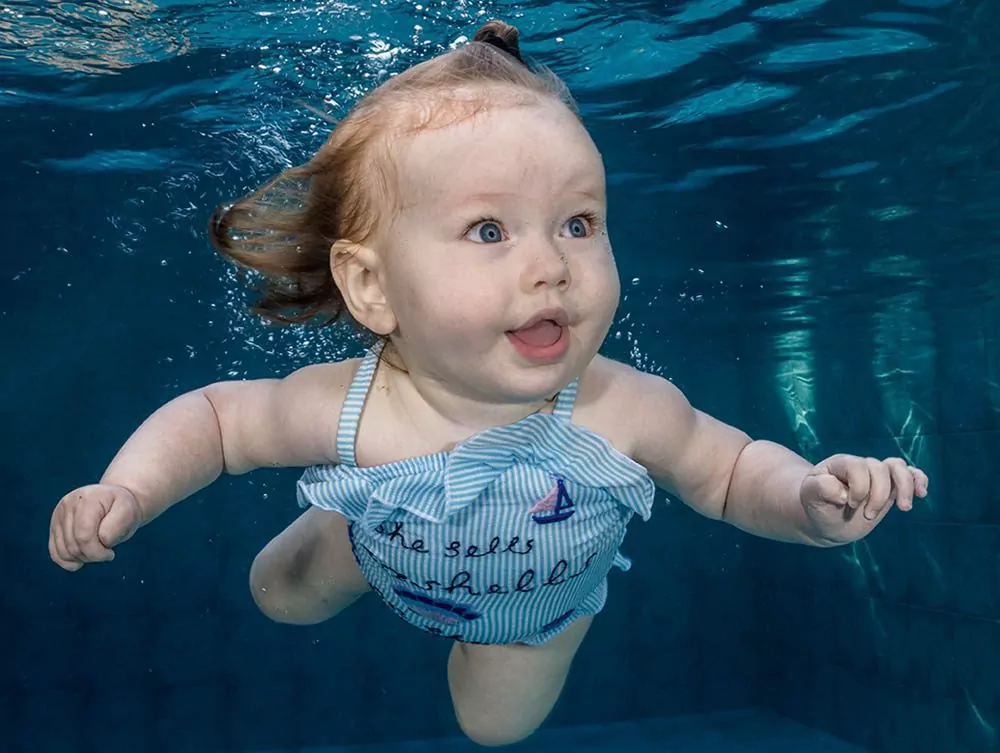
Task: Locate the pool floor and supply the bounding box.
[251,708,869,753]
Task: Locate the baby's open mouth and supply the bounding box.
[508,319,564,348]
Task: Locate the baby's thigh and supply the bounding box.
[250,507,370,625]
[446,616,593,747]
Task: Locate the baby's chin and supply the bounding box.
[400,333,586,400]
[488,359,582,404]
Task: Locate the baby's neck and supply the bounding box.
[377,361,556,440]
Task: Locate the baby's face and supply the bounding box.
[378,94,621,405]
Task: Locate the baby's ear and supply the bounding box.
[329,239,397,335]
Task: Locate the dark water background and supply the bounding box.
[1,1,998,751]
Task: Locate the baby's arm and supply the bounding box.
[50,361,353,569]
[103,362,348,524]
[620,367,835,546]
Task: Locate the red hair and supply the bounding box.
[209,20,576,332]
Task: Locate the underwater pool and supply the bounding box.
[1,1,997,752]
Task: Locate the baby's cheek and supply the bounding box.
[584,256,621,313]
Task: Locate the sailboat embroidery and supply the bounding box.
[529,475,575,524]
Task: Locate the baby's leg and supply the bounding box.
[249,508,370,625]
[447,616,592,747]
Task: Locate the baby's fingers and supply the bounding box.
[97,496,140,550]
[72,500,116,563]
[813,473,849,507]
[863,458,893,520]
[911,466,929,497]
[886,458,914,512]
[49,514,83,571]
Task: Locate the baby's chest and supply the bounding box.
[362,471,627,568]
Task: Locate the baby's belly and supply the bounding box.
[349,493,628,643]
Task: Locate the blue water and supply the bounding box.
[1,1,998,752]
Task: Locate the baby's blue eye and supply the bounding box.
[469,221,504,243]
[564,216,591,238]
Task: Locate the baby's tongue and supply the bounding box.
[511,320,562,347]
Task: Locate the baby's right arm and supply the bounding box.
[49,360,354,571]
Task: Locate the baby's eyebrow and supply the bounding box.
[418,190,517,215]
[440,186,604,210]
[451,191,520,206]
[565,187,604,202]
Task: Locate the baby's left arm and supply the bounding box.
[621,368,928,546]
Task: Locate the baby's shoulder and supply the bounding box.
[573,356,693,456]
[275,357,365,409]
[576,353,661,403]
[572,356,656,452]
[273,357,365,446]
[285,357,364,391]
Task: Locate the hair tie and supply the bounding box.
[479,34,526,65]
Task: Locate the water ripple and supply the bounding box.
[762,27,935,69]
[751,0,829,21]
[654,80,799,127]
[709,81,961,149]
[0,0,190,75]
[0,0,992,325]
[39,148,188,172]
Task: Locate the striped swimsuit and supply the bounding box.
[297,347,656,645]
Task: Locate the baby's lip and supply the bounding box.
[511,307,569,331]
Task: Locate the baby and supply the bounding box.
[49,21,929,748]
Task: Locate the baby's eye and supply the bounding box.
[466,220,506,244]
[562,215,594,239]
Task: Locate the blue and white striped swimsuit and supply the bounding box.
[297,347,656,645]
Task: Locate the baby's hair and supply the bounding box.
[209,19,576,336]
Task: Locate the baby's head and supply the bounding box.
[212,21,620,402]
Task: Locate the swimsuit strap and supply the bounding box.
[552,377,578,420]
[335,343,383,467]
[335,341,579,465]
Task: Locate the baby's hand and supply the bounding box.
[49,484,143,571]
[800,454,929,545]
